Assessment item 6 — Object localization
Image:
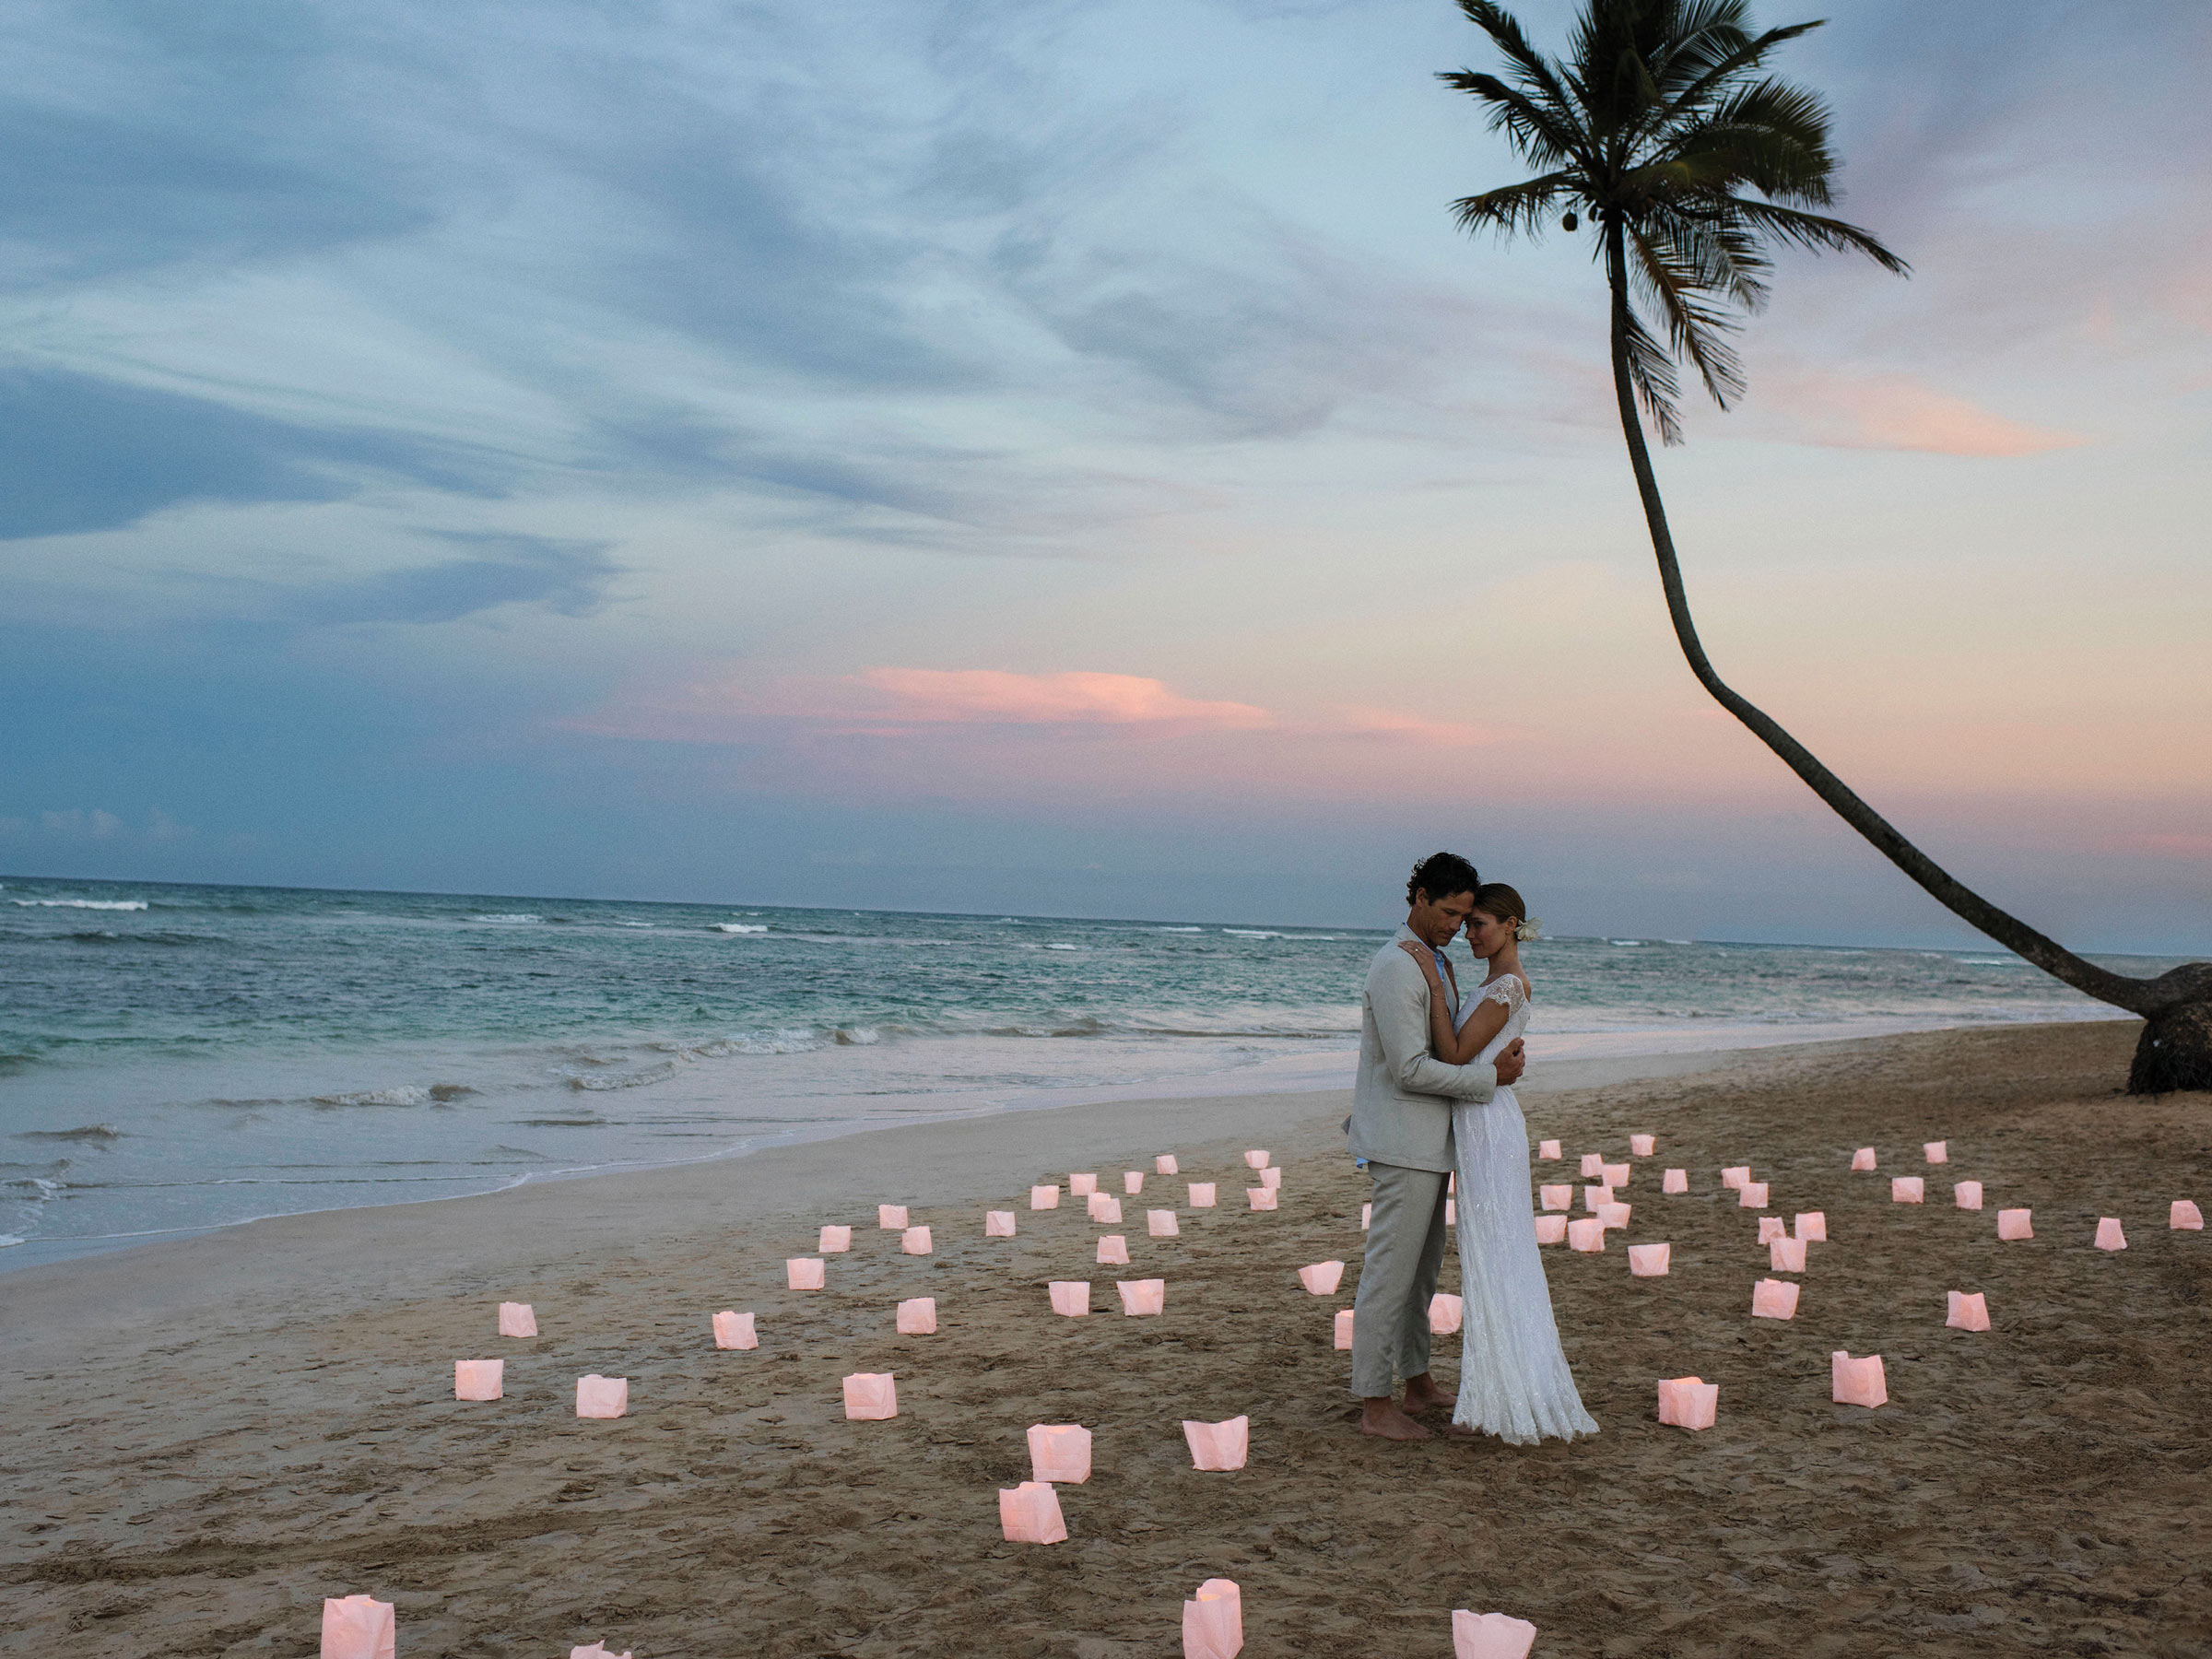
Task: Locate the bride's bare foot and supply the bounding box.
[1359,1398,1432,1441]
[1400,1373,1451,1416]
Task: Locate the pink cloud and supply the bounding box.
[1761,371,2088,457]
[854,668,1269,730]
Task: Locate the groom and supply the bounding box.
[1348,852,1524,1441]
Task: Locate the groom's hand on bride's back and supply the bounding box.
[1494,1039,1526,1088]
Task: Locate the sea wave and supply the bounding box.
[713,923,770,935]
[10,898,148,911]
[14,1124,122,1143]
[311,1086,432,1107]
[467,912,544,924]
[567,1061,678,1091]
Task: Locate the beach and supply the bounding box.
[4,1019,2206,1656]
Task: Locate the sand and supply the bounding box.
[3,1020,2207,1657]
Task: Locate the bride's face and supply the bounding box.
[1464,909,1514,959]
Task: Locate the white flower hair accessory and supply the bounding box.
[1515,918,1544,943]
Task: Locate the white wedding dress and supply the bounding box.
[1450,974,1599,1444]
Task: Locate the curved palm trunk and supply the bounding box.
[1600,222,2212,1092]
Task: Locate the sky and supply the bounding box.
[2,0,2207,949]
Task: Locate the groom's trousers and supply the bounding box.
[1349,1160,1451,1398]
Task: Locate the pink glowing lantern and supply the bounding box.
[712,1310,758,1350]
[1770,1237,1807,1273]
[2173,1200,2205,1230]
[1628,1242,1670,1277]
[1297,1260,1345,1296]
[1118,1277,1165,1315]
[1721,1165,1749,1190]
[1540,1184,1572,1211]
[897,1297,937,1335]
[1244,1149,1270,1170]
[1182,1578,1243,1659]
[1148,1209,1180,1237]
[1831,1350,1887,1408]
[320,1594,394,1659]
[986,1210,1017,1237]
[454,1359,503,1401]
[1096,1235,1130,1265]
[1259,1167,1282,1191]
[1851,1147,1877,1171]
[1997,1207,2033,1240]
[1452,1609,1538,1659]
[575,1375,629,1418]
[570,1642,630,1659]
[877,1204,908,1230]
[1946,1290,1989,1331]
[1891,1177,1924,1204]
[998,1480,1067,1544]
[1534,1214,1567,1245]
[1924,1140,1948,1164]
[1027,1422,1092,1483]
[1182,1416,1250,1471]
[1583,1184,1613,1211]
[1602,1162,1630,1188]
[1049,1281,1091,1317]
[818,1224,853,1253]
[1953,1181,1983,1211]
[1444,1198,1456,1226]
[1069,1172,1098,1196]
[1030,1185,1060,1210]
[1088,1194,1124,1225]
[2095,1217,2126,1251]
[1596,1202,1631,1230]
[901,1225,933,1255]
[841,1371,898,1420]
[1567,1218,1606,1252]
[1794,1211,1827,1242]
[1663,1168,1688,1194]
[1188,1182,1217,1208]
[786,1257,825,1290]
[498,1301,536,1338]
[1655,1376,1717,1431]
[1124,1171,1144,1195]
[1738,1182,1769,1209]
[1630,1134,1656,1158]
[1247,1187,1278,1211]
[1156,1154,1179,1175]
[1334,1308,1355,1347]
[1360,1202,1371,1230]
[1429,1292,1464,1334]
[1750,1279,1799,1320]
[1537,1139,1561,1160]
[1580,1153,1606,1178]
[1757,1217,1785,1245]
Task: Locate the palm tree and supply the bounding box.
[1441,0,2211,1091]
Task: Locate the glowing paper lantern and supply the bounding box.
[819,1225,853,1253]
[1096,1235,1130,1265]
[1030,1185,1060,1210]
[1630,1134,1655,1157]
[1924,1140,1948,1164]
[1628,1242,1670,1277]
[1581,1153,1606,1178]
[1049,1281,1091,1317]
[1444,1198,1455,1226]
[1182,1578,1243,1659]
[1602,1162,1630,1187]
[786,1258,825,1290]
[901,1226,933,1254]
[1794,1211,1827,1242]
[1147,1209,1180,1237]
[1534,1214,1567,1244]
[1027,1422,1092,1483]
[570,1641,630,1659]
[1360,1202,1371,1230]
[1540,1184,1572,1211]
[1770,1237,1807,1273]
[1124,1171,1144,1195]
[1258,1168,1282,1191]
[1182,1417,1249,1471]
[1750,1279,1799,1320]
[1297,1260,1345,1296]
[1851,1147,1877,1171]
[897,1297,936,1335]
[1334,1309,1355,1348]
[1831,1350,1887,1408]
[1118,1277,1165,1315]
[1596,1202,1631,1230]
[841,1372,898,1420]
[454,1359,503,1401]
[1720,1166,1749,1190]
[1654,1376,1716,1431]
[1567,1218,1606,1252]
[1738,1182,1769,1209]
[1156,1155,1180,1175]
[1429,1292,1464,1335]
[1997,1207,2033,1241]
[1663,1168,1688,1194]
[1088,1194,1124,1225]
[1891,1177,1924,1204]
[2173,1200,2205,1230]
[320,1595,394,1659]
[877,1204,908,1230]
[998,1480,1066,1544]
[1954,1181,1983,1211]
[712,1311,757,1350]
[1452,1609,1537,1659]
[1188,1182,1217,1208]
[1946,1290,1989,1331]
[1069,1173,1098,1197]
[1537,1139,1560,1160]
[1583,1184,1613,1211]
[498,1302,536,1338]
[2095,1217,2126,1251]
[1758,1217,1785,1245]
[1244,1149,1270,1170]
[986,1211,1017,1237]
[575,1375,629,1418]
[1247,1187,1278,1211]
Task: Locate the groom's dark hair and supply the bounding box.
[1406,852,1480,906]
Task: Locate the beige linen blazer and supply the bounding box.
[1347,924,1499,1173]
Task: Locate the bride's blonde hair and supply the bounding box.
[1471,883,1542,944]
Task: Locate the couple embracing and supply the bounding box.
[1347,852,1597,1445]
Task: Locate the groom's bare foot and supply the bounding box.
[1400,1373,1451,1416]
[1360,1398,1431,1441]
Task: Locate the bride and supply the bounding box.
[1400,882,1598,1445]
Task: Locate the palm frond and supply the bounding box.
[1626,221,1747,410]
[1645,20,1823,131]
[1641,209,1773,312]
[1450,171,1578,240]
[1454,1,1586,131]
[1724,198,1910,273]
[1436,69,1586,170]
[1619,300,1686,444]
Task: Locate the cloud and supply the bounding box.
[854,668,1269,729]
[1755,371,2088,458]
[0,806,190,842]
[287,533,619,626]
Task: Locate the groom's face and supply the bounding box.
[1408,888,1477,949]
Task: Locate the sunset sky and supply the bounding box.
[4,0,2207,948]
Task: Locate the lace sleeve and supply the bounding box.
[1478,976,1527,1015]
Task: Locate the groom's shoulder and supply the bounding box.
[1364,935,1418,985]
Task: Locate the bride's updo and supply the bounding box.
[1471,883,1543,944]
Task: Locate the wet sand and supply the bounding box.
[3,1020,2207,1657]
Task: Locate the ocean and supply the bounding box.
[0,875,2165,1271]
